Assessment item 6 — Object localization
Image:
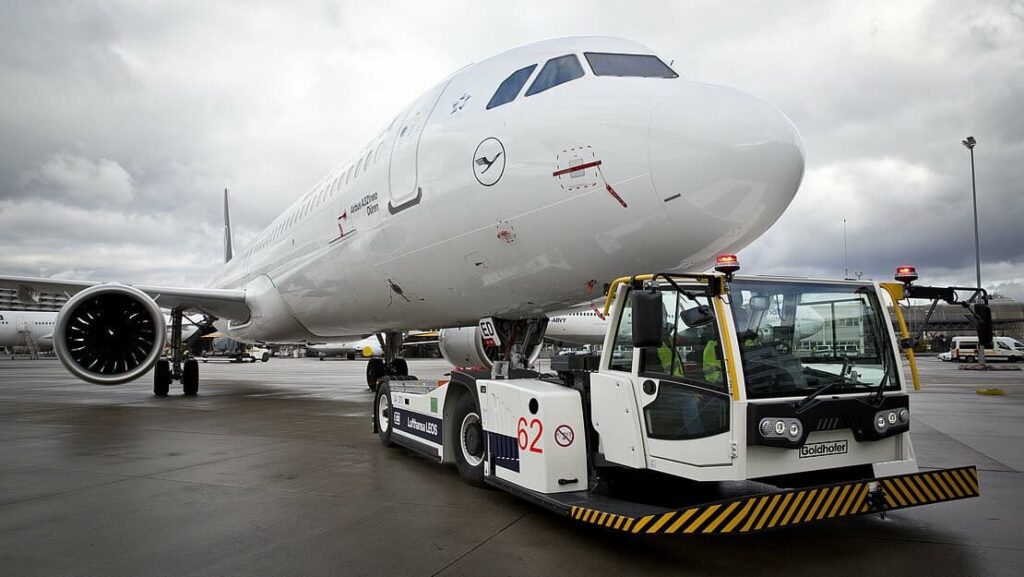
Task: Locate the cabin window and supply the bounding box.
[584,52,678,78]
[486,64,537,109]
[525,55,584,97]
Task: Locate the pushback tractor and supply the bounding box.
[372,258,980,535]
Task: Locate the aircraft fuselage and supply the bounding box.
[210,36,804,344]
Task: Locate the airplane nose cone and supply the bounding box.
[648,83,805,268]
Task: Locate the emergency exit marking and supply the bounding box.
[555,425,574,447]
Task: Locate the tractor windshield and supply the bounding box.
[728,279,900,400]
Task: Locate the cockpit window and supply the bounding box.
[584,52,678,78]
[487,64,537,110]
[525,54,585,96]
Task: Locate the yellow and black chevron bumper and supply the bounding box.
[569,466,978,535]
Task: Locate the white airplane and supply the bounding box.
[544,305,608,346]
[308,336,385,360]
[0,36,804,395]
[0,310,58,350]
[0,310,201,352]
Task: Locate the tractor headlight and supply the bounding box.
[788,421,802,439]
[759,417,803,441]
[875,415,888,433]
[874,409,907,434]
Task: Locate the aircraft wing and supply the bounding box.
[0,275,250,322]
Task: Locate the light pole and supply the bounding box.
[962,135,984,365]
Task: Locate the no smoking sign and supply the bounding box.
[554,424,575,447]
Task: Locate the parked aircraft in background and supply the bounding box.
[308,336,384,360]
[0,310,201,353]
[0,36,804,395]
[0,310,57,351]
[544,305,608,345]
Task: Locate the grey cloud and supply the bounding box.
[21,154,135,206]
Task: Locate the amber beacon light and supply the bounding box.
[895,265,918,284]
[715,254,741,279]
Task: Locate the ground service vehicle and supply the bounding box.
[372,261,979,534]
[200,338,270,363]
[950,336,1022,363]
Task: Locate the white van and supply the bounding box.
[951,336,1023,362]
[996,336,1024,355]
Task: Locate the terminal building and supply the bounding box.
[895,299,1024,351]
[796,298,1024,354]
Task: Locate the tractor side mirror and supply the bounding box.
[632,289,663,348]
[680,305,714,328]
[975,303,993,348]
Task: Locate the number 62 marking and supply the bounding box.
[517,417,543,454]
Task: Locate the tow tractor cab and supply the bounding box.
[372,261,979,534]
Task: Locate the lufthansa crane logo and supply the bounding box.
[473,137,505,186]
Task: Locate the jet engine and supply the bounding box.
[438,325,543,370]
[53,284,166,385]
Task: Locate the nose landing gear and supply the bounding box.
[366,332,412,391]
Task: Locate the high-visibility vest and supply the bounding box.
[703,340,722,383]
[658,344,682,376]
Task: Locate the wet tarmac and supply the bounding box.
[0,355,1021,576]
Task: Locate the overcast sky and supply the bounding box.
[1,1,1022,301]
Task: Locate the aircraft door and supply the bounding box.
[388,80,451,212]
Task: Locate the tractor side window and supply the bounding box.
[639,289,729,440]
[525,54,584,97]
[608,292,634,373]
[487,64,537,110]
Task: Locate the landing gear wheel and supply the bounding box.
[374,381,395,446]
[389,358,409,377]
[366,358,387,392]
[454,393,485,486]
[154,359,171,397]
[182,359,199,396]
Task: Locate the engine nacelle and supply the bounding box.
[438,326,542,370]
[54,284,166,385]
